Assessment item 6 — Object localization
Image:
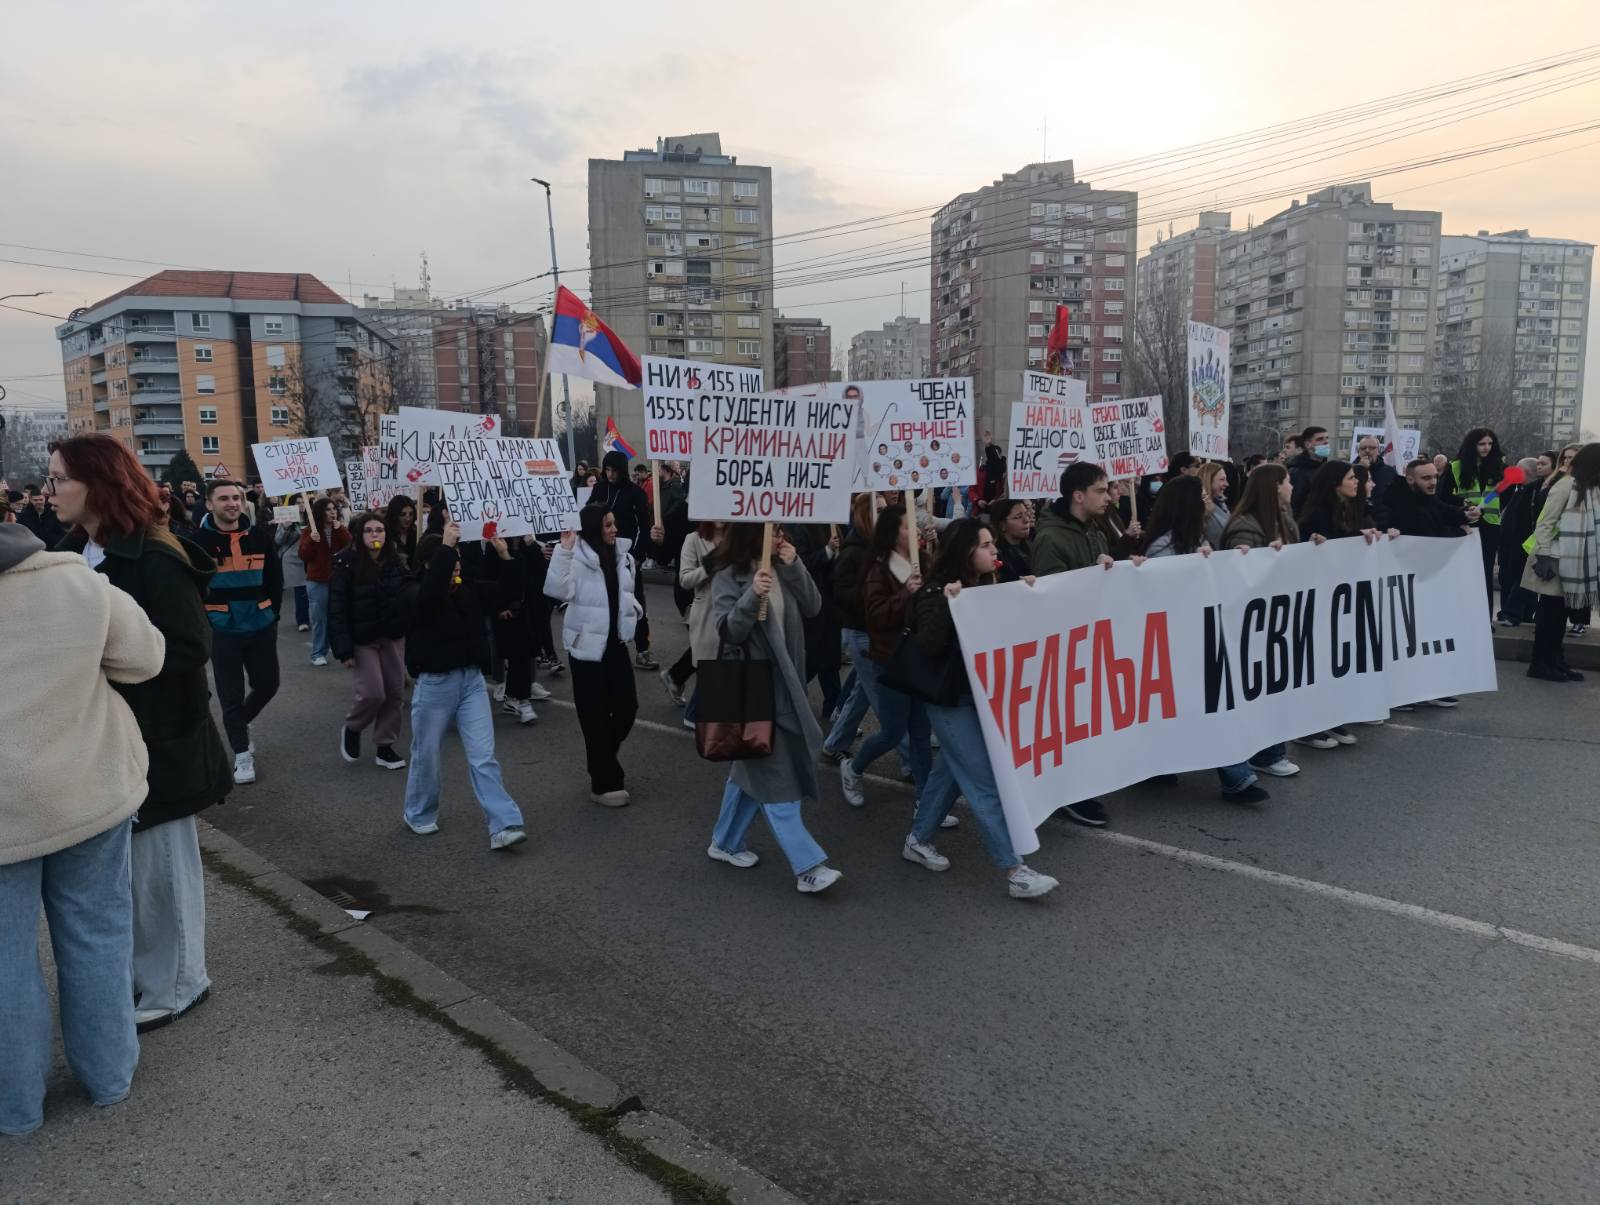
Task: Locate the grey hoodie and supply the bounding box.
[0,522,45,573]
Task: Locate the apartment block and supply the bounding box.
[59,270,389,478]
[588,133,774,445]
[1434,229,1592,444]
[1136,211,1232,325]
[773,315,836,389]
[848,316,931,381]
[1217,184,1441,444]
[361,288,547,436]
[930,160,1137,437]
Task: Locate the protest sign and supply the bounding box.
[396,406,502,485]
[345,455,370,509]
[850,378,976,491]
[368,415,410,509]
[1091,395,1169,480]
[687,392,856,523]
[271,506,300,526]
[430,436,579,541]
[949,534,1496,855]
[251,437,343,493]
[1350,425,1421,465]
[641,356,765,458]
[1006,399,1093,500]
[1187,321,1231,460]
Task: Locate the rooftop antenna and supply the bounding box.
[419,250,432,298]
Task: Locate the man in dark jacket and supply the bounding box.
[1353,433,1399,527]
[1389,458,1479,538]
[400,524,526,850]
[586,449,663,670]
[191,480,283,784]
[17,487,65,547]
[1287,425,1330,515]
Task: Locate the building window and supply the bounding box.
[736,289,759,303]
[1104,204,1127,218]
[645,205,662,222]
[734,235,757,249]
[685,178,716,195]
[196,374,216,395]
[1104,278,1125,291]
[737,340,760,357]
[644,176,667,195]
[198,406,218,424]
[266,345,286,367]
[193,344,213,363]
[270,406,289,426]
[268,375,287,395]
[687,339,722,355]
[661,205,680,221]
[1104,254,1126,267]
[646,232,666,249]
[804,336,816,350]
[1027,347,1043,364]
[1028,300,1044,314]
[733,181,759,198]
[1103,348,1123,363]
[737,314,760,329]
[735,209,759,225]
[191,314,211,332]
[736,262,759,277]
[1027,324,1044,339]
[1106,230,1128,244]
[1103,300,1123,315]
[263,316,284,335]
[201,436,220,455]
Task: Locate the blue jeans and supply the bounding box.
[913,701,1020,870]
[711,779,827,875]
[306,580,331,660]
[0,821,138,1135]
[850,674,932,796]
[1249,742,1288,769]
[823,631,873,753]
[1216,762,1259,794]
[405,668,524,836]
[293,584,309,627]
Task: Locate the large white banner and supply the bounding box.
[849,378,976,491]
[1187,321,1231,460]
[641,355,764,460]
[431,436,579,541]
[688,392,856,523]
[949,534,1497,855]
[396,406,502,485]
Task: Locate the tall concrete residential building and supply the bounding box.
[1216,183,1441,445]
[588,133,775,444]
[59,270,389,478]
[1136,211,1232,325]
[360,288,547,435]
[848,316,932,381]
[1434,229,1592,445]
[772,315,835,389]
[930,160,1138,437]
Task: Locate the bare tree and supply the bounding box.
[1128,271,1187,437]
[1427,330,1546,457]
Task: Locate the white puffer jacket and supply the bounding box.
[544,536,642,661]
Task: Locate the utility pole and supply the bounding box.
[530,177,576,470]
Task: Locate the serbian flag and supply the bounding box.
[547,285,641,389]
[1044,304,1072,376]
[601,416,636,459]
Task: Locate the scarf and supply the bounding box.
[1556,486,1599,609]
[886,551,915,585]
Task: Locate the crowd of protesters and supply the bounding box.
[3,416,1596,1135]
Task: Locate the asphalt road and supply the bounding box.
[206,587,1600,1205]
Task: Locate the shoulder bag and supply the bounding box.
[694,615,776,761]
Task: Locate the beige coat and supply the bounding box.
[0,549,167,864]
[1521,476,1578,598]
[679,532,721,664]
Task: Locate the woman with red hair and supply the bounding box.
[49,435,233,1034]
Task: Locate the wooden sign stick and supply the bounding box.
[757,521,774,620]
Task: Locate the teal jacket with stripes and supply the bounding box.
[194,515,283,636]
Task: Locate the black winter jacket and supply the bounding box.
[789,524,843,674]
[1387,482,1470,538]
[402,545,512,677]
[328,547,409,661]
[831,527,871,631]
[587,452,656,553]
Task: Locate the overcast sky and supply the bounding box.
[4,0,1599,431]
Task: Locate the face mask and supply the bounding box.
[1149,481,1163,495]
[1314,445,1330,458]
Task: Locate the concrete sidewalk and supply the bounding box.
[0,826,799,1205]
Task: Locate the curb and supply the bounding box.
[197,820,805,1205]
[1493,629,1600,669]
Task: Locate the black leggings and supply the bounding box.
[569,640,639,792]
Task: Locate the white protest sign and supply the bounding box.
[251,437,343,494]
[345,455,370,509]
[850,378,975,491]
[1006,399,1093,500]
[1090,395,1169,481]
[1187,321,1232,460]
[948,534,1496,856]
[369,415,412,510]
[688,392,856,523]
[1351,426,1421,464]
[396,406,502,485]
[431,436,580,541]
[641,356,765,459]
[271,506,300,526]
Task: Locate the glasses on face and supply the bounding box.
[42,474,71,495]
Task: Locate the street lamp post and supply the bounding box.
[529,177,576,472]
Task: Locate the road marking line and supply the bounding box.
[540,697,1600,968]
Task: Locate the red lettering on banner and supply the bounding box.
[1008,641,1036,769]
[1033,634,1062,774]
[1094,619,1136,732]
[1063,624,1089,746]
[1139,612,1176,721]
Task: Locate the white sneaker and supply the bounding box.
[311,655,328,667]
[1249,758,1300,778]
[796,864,842,893]
[707,845,759,869]
[492,680,507,704]
[528,682,552,701]
[660,668,687,707]
[1008,865,1060,899]
[501,698,536,724]
[404,818,439,835]
[682,716,696,731]
[1294,733,1339,750]
[232,751,256,784]
[940,812,960,829]
[840,759,865,807]
[489,826,527,851]
[1327,725,1357,746]
[902,837,951,872]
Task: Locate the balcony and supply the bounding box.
[92,369,108,385]
[134,417,186,436]
[130,357,180,373]
[333,327,358,346]
[126,325,177,342]
[94,399,110,414]
[136,449,176,468]
[133,385,181,402]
